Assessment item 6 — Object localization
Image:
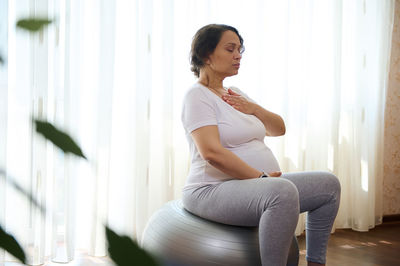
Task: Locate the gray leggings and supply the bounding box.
[182,171,341,265]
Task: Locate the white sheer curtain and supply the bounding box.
[1,0,394,264]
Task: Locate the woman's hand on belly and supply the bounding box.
[191,125,264,179]
[268,171,282,177]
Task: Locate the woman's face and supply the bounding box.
[206,30,243,78]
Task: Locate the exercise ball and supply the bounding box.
[141,200,299,266]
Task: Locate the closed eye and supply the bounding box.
[225,45,245,54]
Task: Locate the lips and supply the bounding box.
[233,63,240,68]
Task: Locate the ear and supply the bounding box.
[204,54,213,65]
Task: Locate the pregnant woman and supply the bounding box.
[181,24,341,266]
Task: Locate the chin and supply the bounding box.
[227,71,239,77]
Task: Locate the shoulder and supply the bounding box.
[183,83,210,102]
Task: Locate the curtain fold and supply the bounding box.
[0,0,395,264]
[0,0,8,263]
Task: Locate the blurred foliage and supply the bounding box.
[0,169,46,215]
[106,226,160,266]
[16,18,52,32]
[34,119,87,159]
[0,225,26,264]
[2,16,160,266]
[0,17,53,265]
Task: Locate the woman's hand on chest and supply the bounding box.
[222,88,257,115]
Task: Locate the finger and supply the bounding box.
[226,98,237,105]
[222,94,234,101]
[227,88,240,96]
[268,171,282,177]
[221,95,231,101]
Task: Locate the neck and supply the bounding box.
[198,68,225,89]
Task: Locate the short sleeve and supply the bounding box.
[181,88,218,134]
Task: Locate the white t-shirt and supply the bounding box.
[181,82,281,191]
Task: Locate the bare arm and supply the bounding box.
[253,105,286,136]
[222,89,285,136]
[191,125,262,179]
[191,125,282,179]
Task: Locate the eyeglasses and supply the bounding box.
[225,45,245,54]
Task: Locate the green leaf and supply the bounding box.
[105,226,159,266]
[0,225,26,264]
[16,18,52,32]
[34,120,87,159]
[0,169,46,215]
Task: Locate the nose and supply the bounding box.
[234,51,242,60]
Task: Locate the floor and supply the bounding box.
[4,221,400,266]
[4,251,114,266]
[297,221,400,266]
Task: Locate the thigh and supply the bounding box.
[281,171,340,213]
[182,177,298,227]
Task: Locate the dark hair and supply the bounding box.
[190,24,244,77]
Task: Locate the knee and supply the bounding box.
[326,172,341,193]
[322,172,341,202]
[271,180,300,213]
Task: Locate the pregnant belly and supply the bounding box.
[230,141,281,173]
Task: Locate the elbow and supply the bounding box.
[202,151,217,162]
[279,124,286,136]
[270,127,285,137]
[201,148,222,163]
[268,120,286,136]
[277,117,286,136]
